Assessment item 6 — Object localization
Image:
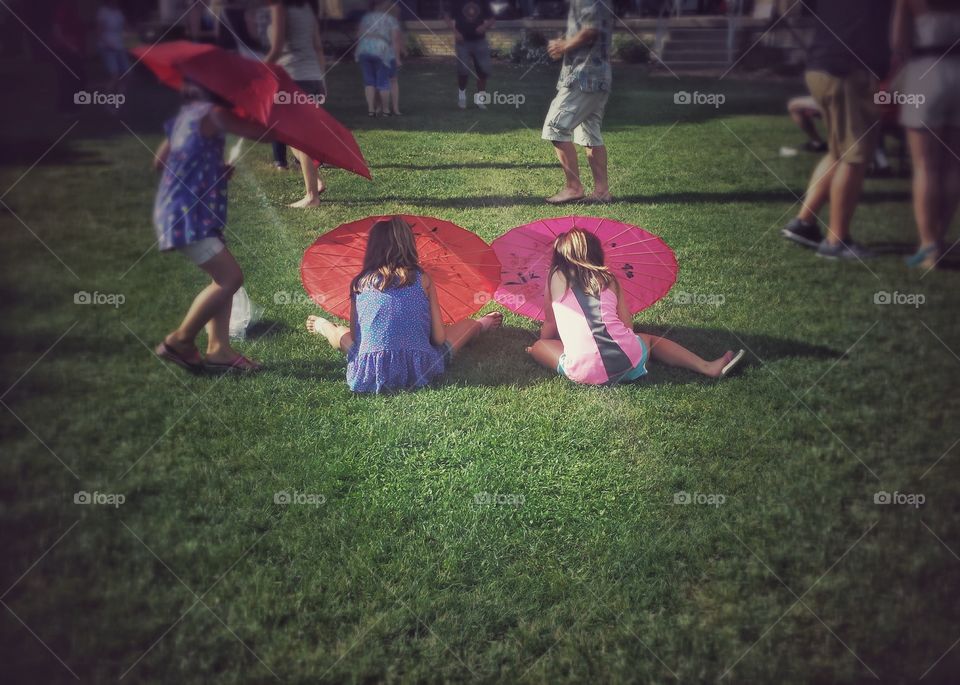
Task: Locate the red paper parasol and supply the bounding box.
[131,41,371,179]
[300,215,502,325]
[491,216,678,321]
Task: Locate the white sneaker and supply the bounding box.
[475,97,487,110]
[458,90,466,109]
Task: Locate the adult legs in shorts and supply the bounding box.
[906,126,960,266]
[541,87,610,203]
[455,40,490,103]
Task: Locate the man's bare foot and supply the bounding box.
[289,194,321,208]
[545,187,585,205]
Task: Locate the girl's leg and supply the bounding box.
[378,89,391,115]
[306,315,353,353]
[444,312,502,355]
[391,77,400,114]
[940,126,960,243]
[364,85,377,114]
[288,149,321,208]
[638,333,735,378]
[526,339,564,370]
[165,248,244,359]
[272,141,288,169]
[907,127,945,248]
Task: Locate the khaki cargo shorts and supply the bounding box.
[805,69,880,165]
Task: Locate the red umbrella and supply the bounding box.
[301,215,502,325]
[491,216,678,321]
[131,41,371,179]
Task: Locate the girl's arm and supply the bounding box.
[540,272,562,340]
[263,4,286,63]
[422,272,446,346]
[153,138,171,172]
[206,106,277,142]
[891,0,913,70]
[348,289,358,342]
[612,276,633,330]
[393,27,404,66]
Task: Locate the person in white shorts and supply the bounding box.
[541,0,614,205]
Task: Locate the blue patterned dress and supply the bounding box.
[152,101,228,251]
[346,272,448,393]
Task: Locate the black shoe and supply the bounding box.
[781,218,823,249]
[802,140,828,153]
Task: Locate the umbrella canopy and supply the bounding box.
[131,41,371,179]
[301,215,502,325]
[491,216,678,321]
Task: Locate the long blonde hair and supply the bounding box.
[549,228,617,298]
[351,216,421,292]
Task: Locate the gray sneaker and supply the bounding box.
[780,218,822,248]
[816,241,874,261]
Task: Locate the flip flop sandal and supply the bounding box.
[720,349,746,378]
[205,355,263,374]
[545,195,586,206]
[155,341,203,374]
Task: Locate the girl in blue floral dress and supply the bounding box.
[152,81,277,374]
[305,217,502,393]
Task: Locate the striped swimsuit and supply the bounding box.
[553,283,648,385]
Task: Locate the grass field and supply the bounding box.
[2,57,960,683]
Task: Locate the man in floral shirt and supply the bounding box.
[541,0,614,204]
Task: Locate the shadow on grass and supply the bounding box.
[437,325,839,389]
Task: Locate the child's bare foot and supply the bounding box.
[477,311,503,332]
[289,194,321,208]
[316,178,326,194]
[306,314,334,336]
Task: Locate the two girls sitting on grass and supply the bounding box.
[305,217,503,393]
[526,228,745,384]
[303,220,743,393]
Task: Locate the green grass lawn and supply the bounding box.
[2,57,960,684]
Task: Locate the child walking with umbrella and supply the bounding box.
[152,80,278,374]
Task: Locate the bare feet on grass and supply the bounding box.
[289,194,321,208]
[545,186,585,205]
[305,315,335,337]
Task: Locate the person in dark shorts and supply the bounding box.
[781,0,893,261]
[444,0,495,110]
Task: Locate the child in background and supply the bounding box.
[527,228,744,385]
[152,80,276,374]
[96,0,130,100]
[306,217,502,393]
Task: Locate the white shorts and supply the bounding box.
[541,86,610,147]
[178,236,225,265]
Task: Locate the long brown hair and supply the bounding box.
[549,228,617,298]
[351,217,421,293]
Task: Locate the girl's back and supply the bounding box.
[347,272,446,392]
[553,281,645,385]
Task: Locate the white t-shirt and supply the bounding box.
[97,6,126,51]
